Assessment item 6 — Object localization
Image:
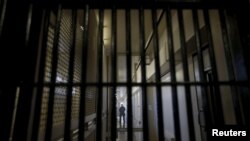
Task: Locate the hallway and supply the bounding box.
[0,1,250,141]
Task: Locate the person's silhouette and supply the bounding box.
[119,104,125,127]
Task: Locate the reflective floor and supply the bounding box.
[116,132,143,141]
[116,118,143,141]
[116,132,127,141]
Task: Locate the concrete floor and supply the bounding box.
[116,116,143,141]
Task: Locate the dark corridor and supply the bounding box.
[0,0,250,141]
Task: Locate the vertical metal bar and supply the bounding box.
[45,5,62,141]
[219,9,244,125]
[96,9,104,141]
[219,10,235,82]
[203,9,225,125]
[192,9,212,133]
[139,7,149,141]
[2,2,45,140]
[0,89,16,141]
[166,8,181,141]
[144,11,165,52]
[177,9,195,141]
[12,4,36,141]
[151,8,164,141]
[9,87,20,141]
[0,0,7,38]
[31,9,51,141]
[64,9,77,141]
[24,5,33,48]
[111,6,117,141]
[0,2,30,141]
[125,8,133,141]
[192,10,206,89]
[78,5,90,141]
[134,10,164,81]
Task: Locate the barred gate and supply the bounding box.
[0,0,249,141]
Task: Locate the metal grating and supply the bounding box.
[52,9,72,127]
[39,9,97,139]
[39,23,54,131]
[85,87,97,116]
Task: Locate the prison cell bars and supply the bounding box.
[166,8,181,141]
[218,9,245,125]
[64,9,77,141]
[27,7,248,141]
[31,9,51,141]
[78,5,90,141]
[139,7,149,141]
[96,8,104,141]
[203,9,224,126]
[45,5,62,141]
[0,2,248,140]
[111,6,118,141]
[125,8,133,141]
[177,9,195,141]
[151,8,165,141]
[0,0,7,38]
[11,4,46,141]
[192,9,214,138]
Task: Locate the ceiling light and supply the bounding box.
[80,26,84,31]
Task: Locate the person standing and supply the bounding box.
[119,104,125,127]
